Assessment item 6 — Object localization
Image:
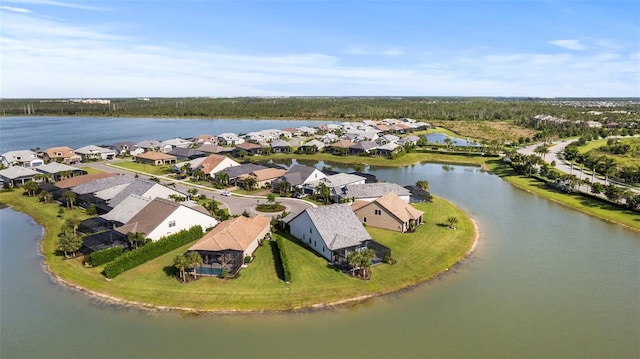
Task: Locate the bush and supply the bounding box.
[103,226,203,279]
[244,255,252,264]
[89,246,124,266]
[275,235,292,282]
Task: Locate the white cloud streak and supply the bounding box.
[1,11,638,98]
[549,39,588,51]
[4,0,106,11]
[0,6,32,13]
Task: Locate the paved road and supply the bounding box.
[518,140,639,195]
[80,160,315,217]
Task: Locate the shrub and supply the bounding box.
[275,235,292,282]
[103,226,203,279]
[90,246,124,266]
[244,255,252,264]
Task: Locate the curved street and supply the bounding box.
[79,160,315,217]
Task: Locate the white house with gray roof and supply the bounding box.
[1,150,43,168]
[74,145,117,161]
[286,204,380,263]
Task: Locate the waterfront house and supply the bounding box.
[196,144,235,156]
[116,197,218,242]
[187,215,271,276]
[193,134,218,145]
[55,173,120,189]
[285,204,390,265]
[1,150,44,168]
[373,143,401,157]
[326,140,355,155]
[297,139,325,154]
[134,151,177,166]
[101,194,153,226]
[270,139,292,153]
[40,146,81,164]
[162,138,193,150]
[218,133,244,146]
[397,135,421,147]
[351,192,424,232]
[310,173,366,201]
[74,145,117,161]
[234,142,263,156]
[337,182,411,203]
[348,141,377,156]
[136,140,162,152]
[0,166,39,187]
[110,141,143,156]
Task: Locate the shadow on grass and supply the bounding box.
[163,265,178,278]
[269,241,286,282]
[275,230,324,259]
[436,223,450,228]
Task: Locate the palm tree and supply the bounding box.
[314,182,332,204]
[127,231,147,249]
[181,162,192,178]
[187,187,198,199]
[346,250,362,277]
[173,254,188,282]
[243,177,257,190]
[358,248,375,280]
[192,168,206,181]
[447,216,458,229]
[39,190,51,203]
[415,180,430,191]
[58,231,83,258]
[61,190,76,209]
[185,251,203,279]
[23,181,39,197]
[203,200,219,217]
[215,171,230,187]
[62,216,81,235]
[534,144,550,161]
[598,156,617,185]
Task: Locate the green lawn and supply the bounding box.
[268,151,489,168]
[109,161,172,175]
[0,190,476,311]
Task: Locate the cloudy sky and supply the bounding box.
[1,0,639,98]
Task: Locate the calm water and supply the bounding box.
[1,118,639,358]
[0,116,334,153]
[425,132,480,146]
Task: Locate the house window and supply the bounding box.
[374,209,381,215]
[168,220,176,228]
[309,227,312,234]
[363,217,367,223]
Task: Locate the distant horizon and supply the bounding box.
[3,96,640,101]
[2,1,638,98]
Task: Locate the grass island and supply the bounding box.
[0,188,476,312]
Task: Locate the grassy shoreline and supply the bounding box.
[0,190,477,312]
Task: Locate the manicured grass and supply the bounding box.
[78,166,105,175]
[0,190,476,311]
[109,161,172,175]
[268,151,488,168]
[486,160,640,232]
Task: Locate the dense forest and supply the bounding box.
[2,97,639,123]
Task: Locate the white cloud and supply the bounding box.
[1,11,638,98]
[0,6,32,13]
[346,46,405,57]
[5,0,105,11]
[549,39,588,51]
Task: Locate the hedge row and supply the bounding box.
[103,226,204,279]
[90,247,124,266]
[275,235,292,283]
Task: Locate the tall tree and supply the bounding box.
[243,177,257,190]
[127,232,147,249]
[415,180,430,191]
[61,190,76,209]
[58,231,83,258]
[185,251,203,279]
[447,216,458,229]
[314,182,332,204]
[173,254,188,283]
[23,181,39,197]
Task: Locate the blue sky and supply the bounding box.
[1,0,638,98]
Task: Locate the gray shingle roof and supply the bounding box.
[36,162,78,174]
[107,179,156,207]
[101,194,152,224]
[72,175,135,195]
[339,182,410,200]
[295,204,371,250]
[283,165,317,186]
[222,163,268,179]
[0,166,39,179]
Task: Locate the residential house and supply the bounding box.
[310,173,367,202]
[397,135,421,147]
[55,172,120,189]
[297,139,325,154]
[281,128,301,137]
[376,134,400,145]
[297,126,317,136]
[162,138,194,151]
[101,194,153,226]
[274,164,327,193]
[110,141,143,156]
[270,139,292,153]
[0,166,39,187]
[320,133,339,144]
[172,157,207,174]
[116,197,218,242]
[218,133,244,146]
[196,154,240,177]
[134,151,177,166]
[285,204,390,264]
[337,182,411,203]
[1,150,44,168]
[166,147,206,161]
[187,215,271,276]
[351,192,424,233]
[238,168,287,189]
[35,163,87,181]
[197,144,234,156]
[326,140,355,155]
[80,230,128,254]
[40,147,81,164]
[193,134,218,145]
[373,143,401,157]
[234,142,263,156]
[135,140,163,152]
[74,145,117,161]
[348,141,377,156]
[217,163,269,186]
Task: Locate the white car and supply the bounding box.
[221,191,231,197]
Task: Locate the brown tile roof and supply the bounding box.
[198,154,229,174]
[239,168,287,182]
[236,142,262,150]
[350,200,370,212]
[116,197,180,236]
[374,192,423,222]
[42,147,75,159]
[135,151,177,160]
[329,140,355,149]
[189,215,271,252]
[55,172,120,189]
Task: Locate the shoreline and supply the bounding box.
[14,203,479,315]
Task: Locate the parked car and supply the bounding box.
[221,191,232,197]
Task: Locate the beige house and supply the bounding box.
[238,168,287,189]
[41,146,82,164]
[351,192,424,233]
[134,151,177,166]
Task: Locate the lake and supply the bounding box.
[0,117,638,358]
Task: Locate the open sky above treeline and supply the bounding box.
[1,0,639,99]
